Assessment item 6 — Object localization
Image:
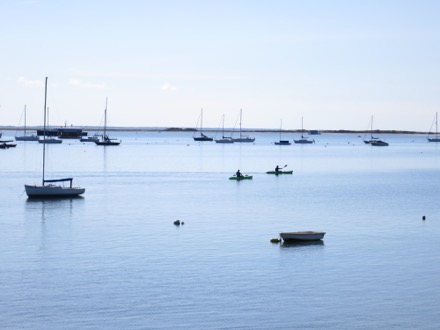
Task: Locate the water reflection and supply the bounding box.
[25,197,84,254]
[281,240,325,249]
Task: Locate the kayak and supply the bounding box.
[266,170,293,174]
[229,175,253,180]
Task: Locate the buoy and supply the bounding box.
[270,238,281,243]
[174,220,180,226]
[181,222,184,225]
[422,216,426,220]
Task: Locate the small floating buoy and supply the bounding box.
[174,220,181,226]
[422,216,426,220]
[270,238,281,243]
[181,222,184,225]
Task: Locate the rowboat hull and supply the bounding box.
[280,231,325,242]
[229,175,253,180]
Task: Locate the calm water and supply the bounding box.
[1,131,440,329]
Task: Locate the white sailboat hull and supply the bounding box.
[25,184,85,198]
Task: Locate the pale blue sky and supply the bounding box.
[1,0,440,131]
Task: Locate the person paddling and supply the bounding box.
[236,169,243,177]
[275,165,281,173]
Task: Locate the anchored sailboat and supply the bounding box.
[193,108,213,141]
[363,116,388,146]
[274,120,291,145]
[233,109,255,143]
[15,105,38,141]
[215,114,234,144]
[294,117,314,144]
[428,112,440,142]
[95,98,121,146]
[24,77,85,198]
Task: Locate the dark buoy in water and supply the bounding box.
[422,216,426,220]
[174,220,181,226]
[181,222,184,225]
[270,238,281,243]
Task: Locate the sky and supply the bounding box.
[1,0,440,131]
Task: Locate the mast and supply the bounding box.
[42,77,48,185]
[104,97,108,137]
[436,112,438,139]
[24,105,27,135]
[279,119,282,140]
[239,108,243,138]
[301,117,304,138]
[200,108,203,135]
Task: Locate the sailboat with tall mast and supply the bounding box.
[15,105,38,141]
[274,119,291,145]
[193,108,213,141]
[25,77,85,198]
[294,117,314,144]
[233,109,255,143]
[363,116,388,146]
[95,97,121,146]
[215,114,234,143]
[428,112,440,142]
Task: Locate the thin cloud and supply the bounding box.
[161,82,177,92]
[69,79,106,89]
[17,77,44,88]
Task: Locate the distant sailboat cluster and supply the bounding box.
[193,109,255,143]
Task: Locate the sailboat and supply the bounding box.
[15,105,38,141]
[363,116,388,146]
[25,77,85,198]
[215,114,234,143]
[95,98,121,146]
[428,112,440,142]
[233,109,255,143]
[193,108,213,141]
[274,120,291,145]
[294,117,314,144]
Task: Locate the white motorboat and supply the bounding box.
[280,231,326,242]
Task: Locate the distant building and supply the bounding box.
[37,127,86,139]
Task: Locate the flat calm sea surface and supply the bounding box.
[1,131,440,329]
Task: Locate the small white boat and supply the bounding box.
[280,231,326,242]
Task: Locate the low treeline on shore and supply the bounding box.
[0,126,430,135]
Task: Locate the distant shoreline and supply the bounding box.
[0,126,431,135]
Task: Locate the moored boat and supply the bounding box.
[193,108,213,141]
[280,231,325,242]
[15,105,39,141]
[233,109,255,143]
[94,98,121,146]
[25,77,85,198]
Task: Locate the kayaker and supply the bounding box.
[275,165,281,173]
[236,169,243,177]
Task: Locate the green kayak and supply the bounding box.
[229,175,253,180]
[266,170,293,174]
